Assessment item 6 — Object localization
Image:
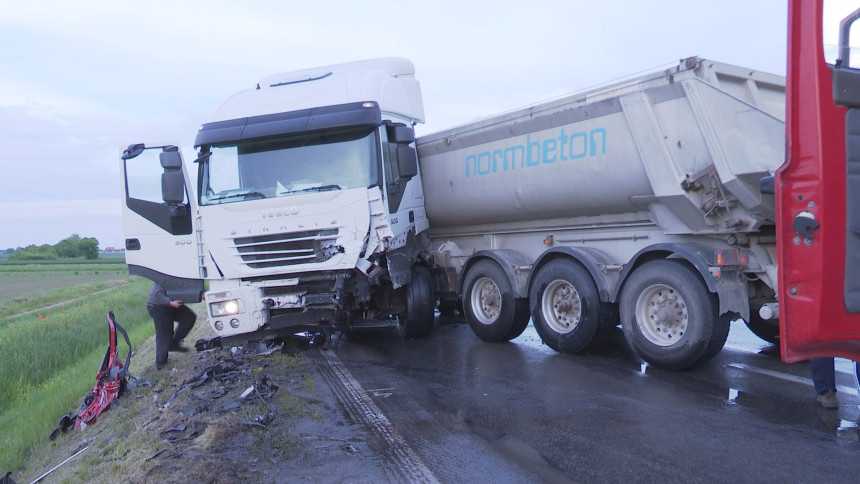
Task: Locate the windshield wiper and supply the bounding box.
[279,184,342,195]
[207,191,266,202]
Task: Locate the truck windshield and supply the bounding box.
[199,126,378,205]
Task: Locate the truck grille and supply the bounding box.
[233,229,340,269]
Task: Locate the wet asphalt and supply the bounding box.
[328,316,860,482]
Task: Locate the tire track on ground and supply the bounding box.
[310,348,439,483]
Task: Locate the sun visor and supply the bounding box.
[195,102,382,147]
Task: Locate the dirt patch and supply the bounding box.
[16,328,392,483]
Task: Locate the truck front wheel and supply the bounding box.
[399,266,435,338]
[462,260,529,342]
[620,259,727,369]
[530,259,610,353]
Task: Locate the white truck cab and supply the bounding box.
[120,59,434,349]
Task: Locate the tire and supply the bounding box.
[744,308,780,345]
[399,266,435,338]
[462,260,530,342]
[619,259,722,370]
[701,312,732,361]
[529,259,610,353]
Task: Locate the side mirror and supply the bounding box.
[388,124,415,144]
[122,143,145,160]
[160,150,185,205]
[160,150,182,169]
[396,145,418,180]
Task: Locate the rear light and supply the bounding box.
[715,248,751,266]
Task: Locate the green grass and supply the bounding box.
[0,279,151,414]
[0,318,154,473]
[0,266,156,473]
[0,280,133,319]
[0,260,131,312]
[0,255,126,267]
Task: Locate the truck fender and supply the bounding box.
[612,243,750,320]
[529,247,619,302]
[458,250,532,298]
[386,229,427,289]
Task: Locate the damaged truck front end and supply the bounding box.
[192,101,429,349]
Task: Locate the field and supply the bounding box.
[0,259,354,483]
[0,256,130,314]
[0,258,156,472]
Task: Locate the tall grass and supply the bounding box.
[0,279,152,415]
[0,278,156,472]
[0,321,154,473]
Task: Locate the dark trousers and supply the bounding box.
[148,304,196,365]
[810,357,836,395]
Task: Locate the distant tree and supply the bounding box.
[9,244,58,260]
[55,238,80,258]
[79,237,99,260]
[6,235,101,260]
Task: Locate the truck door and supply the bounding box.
[776,1,860,362]
[120,143,203,302]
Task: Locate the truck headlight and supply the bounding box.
[210,299,240,317]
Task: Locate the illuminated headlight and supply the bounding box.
[210,299,240,317]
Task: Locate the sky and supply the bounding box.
[0,0,855,250]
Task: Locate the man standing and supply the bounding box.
[810,357,838,408]
[147,283,197,370]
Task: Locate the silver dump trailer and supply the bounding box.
[417,57,785,369]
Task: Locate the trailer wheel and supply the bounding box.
[744,307,780,345]
[462,260,529,342]
[620,259,722,369]
[701,312,732,361]
[530,259,608,353]
[399,266,435,338]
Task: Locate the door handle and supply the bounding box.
[792,211,819,243]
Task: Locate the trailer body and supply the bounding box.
[419,58,786,368]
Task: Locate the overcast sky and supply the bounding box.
[0,1,855,250]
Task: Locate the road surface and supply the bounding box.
[312,316,860,482]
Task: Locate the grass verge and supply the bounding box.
[0,320,155,472]
[0,278,155,471]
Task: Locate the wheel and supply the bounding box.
[462,260,530,342]
[399,266,435,338]
[744,307,780,345]
[619,259,724,369]
[529,259,610,353]
[701,312,732,361]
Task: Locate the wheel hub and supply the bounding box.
[636,284,687,346]
[542,280,581,334]
[472,277,502,325]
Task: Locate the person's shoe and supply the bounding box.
[168,344,190,353]
[816,390,839,409]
